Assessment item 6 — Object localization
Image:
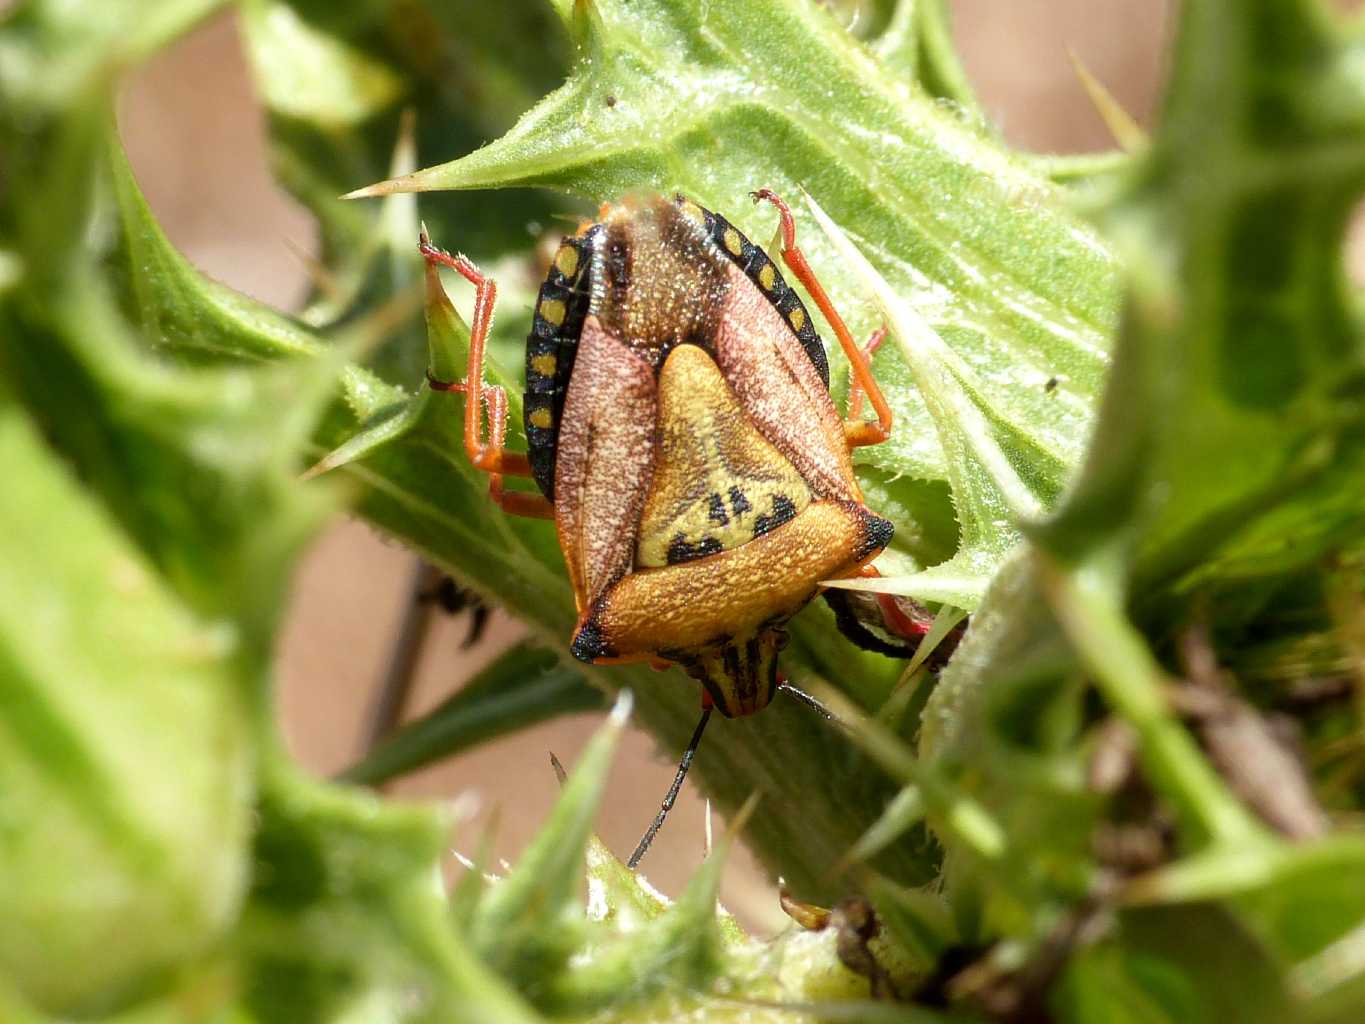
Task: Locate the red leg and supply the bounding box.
[420,235,553,520]
[751,189,894,449]
[858,565,932,640]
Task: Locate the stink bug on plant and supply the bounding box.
[422,190,926,866]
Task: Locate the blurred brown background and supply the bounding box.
[108,0,1312,932]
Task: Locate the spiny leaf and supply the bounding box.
[549,798,756,1013]
[1036,0,1365,598]
[808,193,1059,609]
[104,132,321,366]
[0,12,547,1019]
[583,836,671,929]
[6,120,337,692]
[0,392,253,1015]
[871,0,982,114]
[864,874,955,971]
[243,759,544,1024]
[3,270,335,641]
[237,0,570,348]
[470,695,631,995]
[1068,49,1148,154]
[918,4,1365,1017]
[353,0,1119,535]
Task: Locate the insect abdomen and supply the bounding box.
[524,228,598,501]
[695,202,830,389]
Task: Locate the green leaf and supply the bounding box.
[808,194,1060,609]
[471,697,629,995]
[548,801,743,1013]
[0,35,337,1009]
[917,4,1365,1016]
[242,758,545,1024]
[338,642,607,786]
[236,0,571,359]
[871,0,983,114]
[352,0,1120,576]
[1035,0,1365,600]
[0,0,224,110]
[0,15,543,1019]
[3,272,334,644]
[240,1,405,129]
[1058,905,1294,1024]
[103,132,321,366]
[0,392,252,1015]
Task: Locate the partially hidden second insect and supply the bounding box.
[421,190,918,868]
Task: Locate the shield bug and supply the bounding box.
[421,190,920,866]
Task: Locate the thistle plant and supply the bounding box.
[2,1,1364,1021]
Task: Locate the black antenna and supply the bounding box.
[627,705,713,869]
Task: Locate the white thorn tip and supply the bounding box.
[609,689,634,726]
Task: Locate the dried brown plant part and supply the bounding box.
[778,890,905,1000]
[1326,554,1365,715]
[1086,717,1176,876]
[1087,717,1139,795]
[1175,625,1330,840]
[943,897,1115,1024]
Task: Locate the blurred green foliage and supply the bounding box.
[1,0,1364,1021]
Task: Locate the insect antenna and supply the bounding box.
[627,705,713,869]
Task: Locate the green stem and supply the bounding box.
[1039,555,1267,848]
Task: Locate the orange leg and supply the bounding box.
[751,189,894,449]
[847,325,888,423]
[420,235,554,520]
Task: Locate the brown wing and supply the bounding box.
[712,262,860,502]
[553,315,658,614]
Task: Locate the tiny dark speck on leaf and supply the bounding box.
[605,95,618,107]
[1044,376,1058,393]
